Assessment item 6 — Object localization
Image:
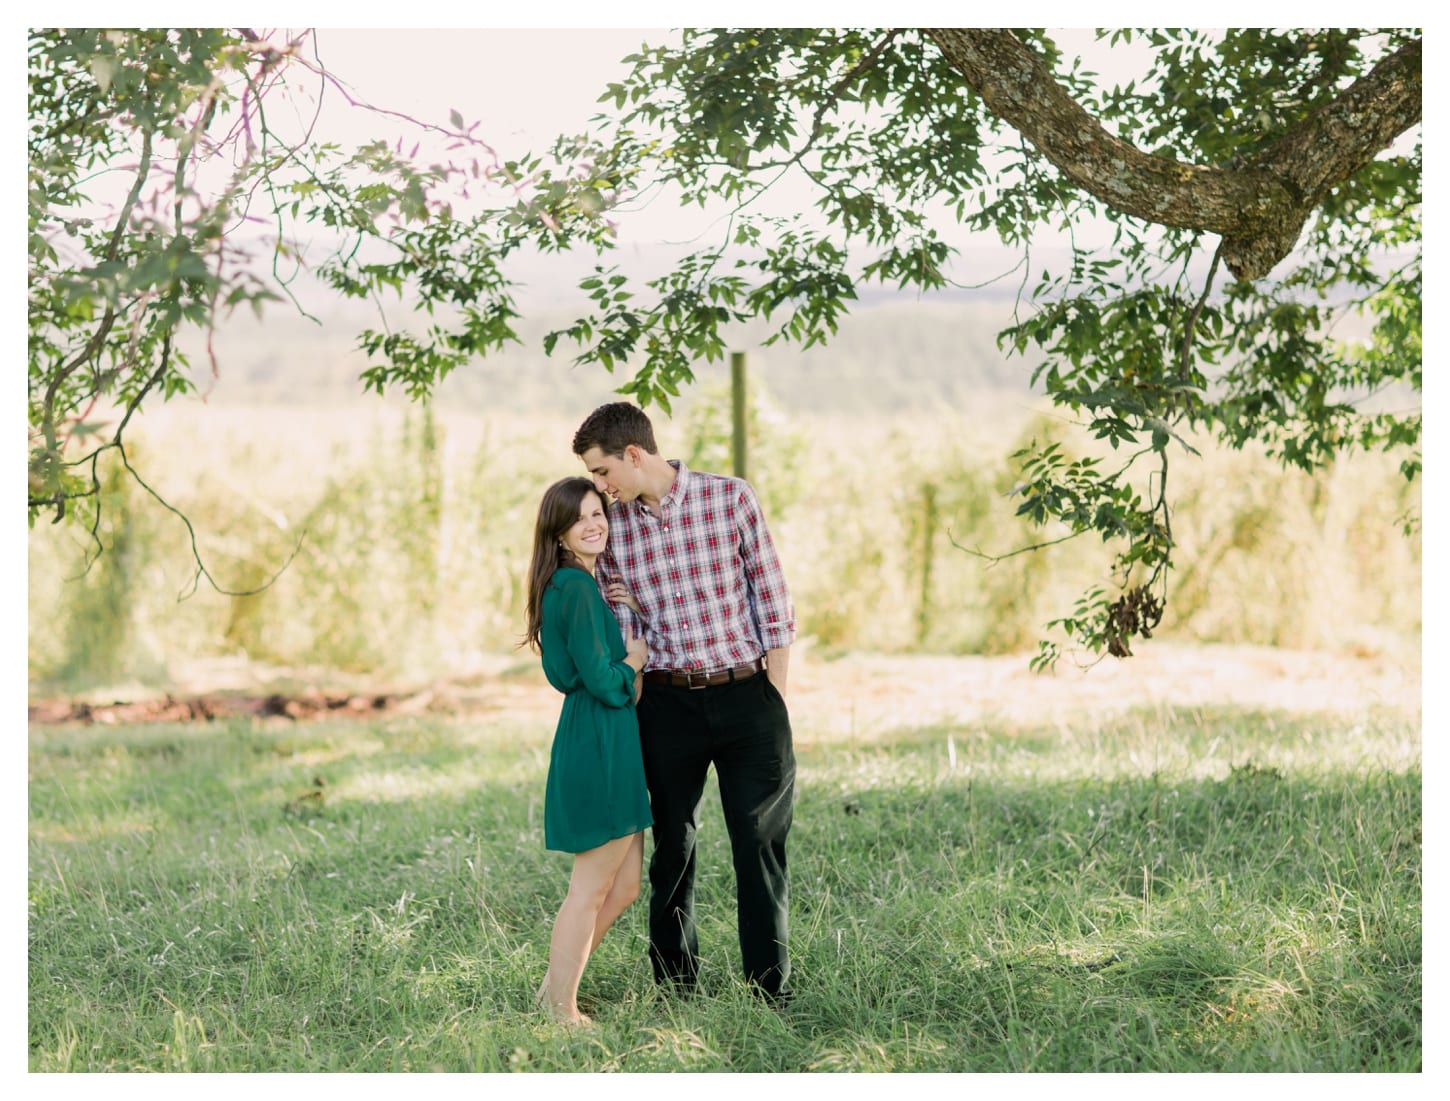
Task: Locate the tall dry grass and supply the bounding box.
[27,389,1420,694]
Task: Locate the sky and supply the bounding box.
[29,19,1425,295]
[225,24,1166,313]
[232,21,1427,300]
[305,27,750,290]
[300,25,1121,249]
[313,28,664,160]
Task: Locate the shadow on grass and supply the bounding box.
[28,706,1421,1072]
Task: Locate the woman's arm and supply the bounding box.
[558,574,640,708]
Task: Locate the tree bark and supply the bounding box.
[924,29,1421,281]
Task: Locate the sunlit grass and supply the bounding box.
[28,701,1420,1073]
[28,404,1420,693]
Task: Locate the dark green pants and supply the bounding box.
[636,672,795,996]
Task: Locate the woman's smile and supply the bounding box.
[562,493,611,563]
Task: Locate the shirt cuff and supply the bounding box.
[759,625,796,651]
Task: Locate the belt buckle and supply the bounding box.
[686,670,709,690]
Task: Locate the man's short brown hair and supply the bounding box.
[572,402,659,458]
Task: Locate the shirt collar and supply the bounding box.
[632,459,689,517]
[659,460,690,510]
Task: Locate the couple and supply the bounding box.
[523,402,796,1024]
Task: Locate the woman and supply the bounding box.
[523,476,652,1025]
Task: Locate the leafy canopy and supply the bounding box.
[28,28,1420,662]
[28,28,619,589]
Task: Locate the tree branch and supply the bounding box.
[946,526,1088,565]
[1179,241,1223,384]
[923,29,1421,280]
[116,440,304,600]
[39,130,155,460]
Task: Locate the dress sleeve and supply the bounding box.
[558,574,636,709]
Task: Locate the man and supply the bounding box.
[572,401,796,1004]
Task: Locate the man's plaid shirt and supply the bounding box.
[596,461,795,674]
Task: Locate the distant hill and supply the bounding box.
[180,289,1045,416]
[176,231,1392,418]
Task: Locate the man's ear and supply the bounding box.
[626,444,643,467]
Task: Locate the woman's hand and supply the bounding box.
[606,582,641,616]
[624,631,647,671]
[624,630,647,703]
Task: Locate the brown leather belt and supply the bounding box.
[643,657,766,690]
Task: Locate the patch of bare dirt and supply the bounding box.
[787,641,1420,741]
[28,641,1418,734]
[27,691,426,727]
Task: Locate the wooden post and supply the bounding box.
[731,351,747,480]
[917,482,938,646]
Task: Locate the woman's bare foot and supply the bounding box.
[535,975,592,1026]
[541,997,593,1027]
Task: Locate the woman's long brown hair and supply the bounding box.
[522,476,605,653]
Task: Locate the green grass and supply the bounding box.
[28,704,1420,1072]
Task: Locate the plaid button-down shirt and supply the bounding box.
[596,461,795,674]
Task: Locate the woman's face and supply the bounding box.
[560,491,608,562]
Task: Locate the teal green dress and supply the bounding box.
[540,567,653,853]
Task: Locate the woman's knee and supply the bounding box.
[569,836,635,903]
[613,868,641,908]
[566,870,614,909]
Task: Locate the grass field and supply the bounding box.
[28,662,1421,1074]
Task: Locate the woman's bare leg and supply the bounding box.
[539,833,637,1024]
[588,831,644,956]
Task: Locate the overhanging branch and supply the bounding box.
[923,29,1421,280]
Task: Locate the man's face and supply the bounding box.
[579,445,643,502]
